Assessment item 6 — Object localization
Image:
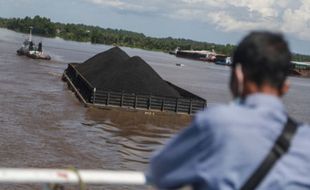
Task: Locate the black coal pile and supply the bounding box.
[75,47,181,98]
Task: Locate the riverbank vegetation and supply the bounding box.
[1,15,309,62]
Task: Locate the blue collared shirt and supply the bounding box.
[147,94,310,190]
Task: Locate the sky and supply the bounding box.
[1,0,310,54]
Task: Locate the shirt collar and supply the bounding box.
[241,93,286,112]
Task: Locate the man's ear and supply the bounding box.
[235,64,244,82]
[235,64,244,96]
[280,80,290,96]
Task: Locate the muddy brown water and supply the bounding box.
[0,28,309,189]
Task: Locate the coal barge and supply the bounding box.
[63,47,206,115]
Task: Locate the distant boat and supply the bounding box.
[172,47,227,62]
[290,61,310,77]
[16,27,51,60]
[215,57,232,66]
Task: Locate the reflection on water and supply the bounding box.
[0,28,309,189]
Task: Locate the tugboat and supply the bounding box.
[17,27,51,60]
[215,56,232,66]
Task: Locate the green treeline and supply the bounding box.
[1,15,310,61]
[3,16,56,37]
[0,16,233,54]
[292,53,310,62]
[0,18,7,27]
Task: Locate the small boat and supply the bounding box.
[215,57,232,66]
[176,63,185,67]
[16,27,51,60]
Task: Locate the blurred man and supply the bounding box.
[147,31,310,190]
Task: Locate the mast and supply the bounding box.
[29,26,33,41]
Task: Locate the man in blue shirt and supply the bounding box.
[147,31,310,189]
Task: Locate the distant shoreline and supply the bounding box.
[0,16,235,55]
[1,15,310,62]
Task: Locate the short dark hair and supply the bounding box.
[232,31,291,89]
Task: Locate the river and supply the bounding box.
[0,28,309,189]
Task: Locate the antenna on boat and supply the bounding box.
[29,26,33,41]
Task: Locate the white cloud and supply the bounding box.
[87,0,158,13]
[281,0,310,40]
[207,11,278,32]
[85,0,310,41]
[230,0,277,17]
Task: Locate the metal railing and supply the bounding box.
[0,168,146,190]
[0,168,145,185]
